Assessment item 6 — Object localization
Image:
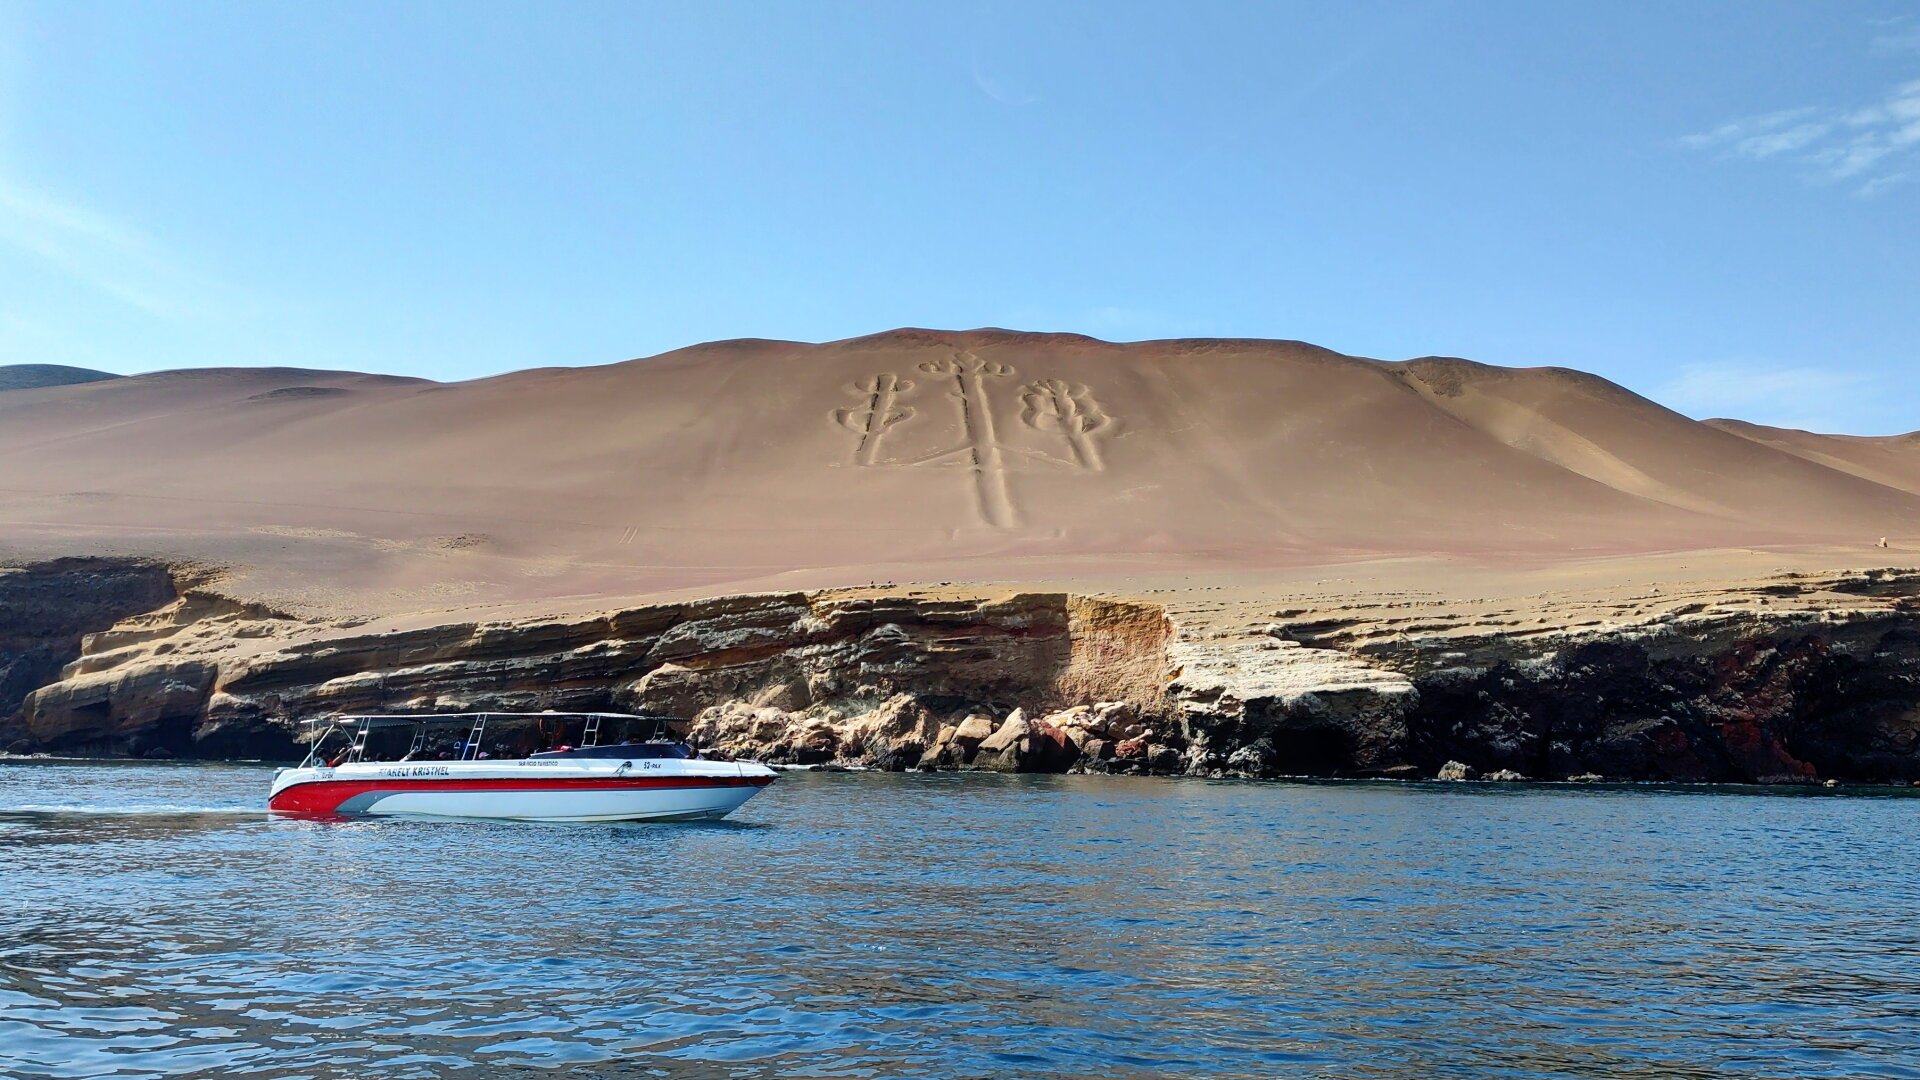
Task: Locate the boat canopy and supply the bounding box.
[301,712,678,729]
[295,711,688,767]
[530,741,692,760]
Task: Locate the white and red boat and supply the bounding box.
[268,712,774,822]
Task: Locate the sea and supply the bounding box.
[2,760,1918,1079]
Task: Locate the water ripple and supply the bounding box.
[3,762,1919,1077]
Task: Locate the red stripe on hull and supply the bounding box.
[269,774,773,814]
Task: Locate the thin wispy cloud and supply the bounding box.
[1872,15,1920,55]
[0,178,240,321]
[996,304,1214,342]
[1656,362,1883,433]
[969,64,1038,107]
[1079,306,1177,338]
[0,3,22,140]
[1681,76,1920,196]
[0,308,118,371]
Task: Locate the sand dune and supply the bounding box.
[1396,359,1918,524]
[1,331,1914,611]
[1708,418,1920,499]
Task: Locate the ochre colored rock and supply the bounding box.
[953,714,996,745]
[971,709,1080,773]
[9,558,1920,784]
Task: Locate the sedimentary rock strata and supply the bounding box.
[1153,569,1920,784]
[0,559,180,754]
[3,558,1918,784]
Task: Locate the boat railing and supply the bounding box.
[294,712,686,768]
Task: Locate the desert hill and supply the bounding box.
[1707,418,1920,499]
[7,330,1920,777]
[0,330,1914,612]
[0,364,121,392]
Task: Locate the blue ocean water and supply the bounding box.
[2,761,1918,1079]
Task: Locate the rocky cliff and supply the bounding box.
[1166,571,1920,784]
[4,566,1172,763]
[5,558,1919,784]
[0,559,180,753]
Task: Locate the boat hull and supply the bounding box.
[268,762,775,822]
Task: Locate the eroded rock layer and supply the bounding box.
[0,559,179,753]
[4,559,1919,783]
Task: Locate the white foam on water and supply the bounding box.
[4,803,262,816]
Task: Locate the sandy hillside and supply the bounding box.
[1,330,1915,614]
[1708,419,1920,499]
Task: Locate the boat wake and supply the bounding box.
[4,803,261,816]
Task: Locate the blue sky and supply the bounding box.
[0,1,1915,434]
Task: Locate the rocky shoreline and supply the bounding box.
[3,557,1919,785]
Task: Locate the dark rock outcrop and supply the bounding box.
[1161,572,1920,785]
[0,559,179,752]
[1396,623,1920,784]
[8,559,1920,784]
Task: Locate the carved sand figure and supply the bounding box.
[831,354,1115,528]
[918,352,1018,527]
[836,373,915,466]
[1021,378,1114,470]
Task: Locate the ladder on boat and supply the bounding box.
[462,714,488,760]
[580,714,602,748]
[348,715,371,762]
